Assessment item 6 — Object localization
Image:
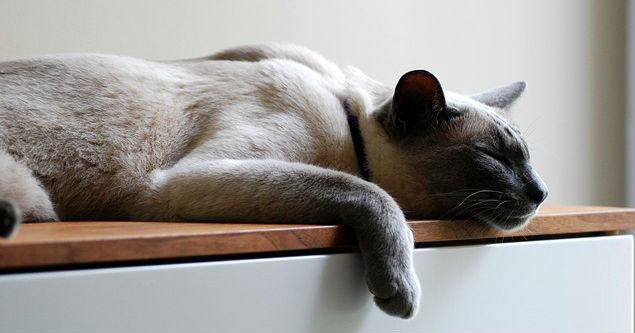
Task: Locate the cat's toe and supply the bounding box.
[367,264,421,319]
[373,275,420,319]
[0,200,20,238]
[374,295,416,319]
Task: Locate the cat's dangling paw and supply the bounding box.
[365,226,421,319]
[0,199,20,238]
[368,263,421,319]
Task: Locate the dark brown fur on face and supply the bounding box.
[376,70,547,230]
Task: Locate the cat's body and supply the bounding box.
[0,51,361,220]
[0,44,547,318]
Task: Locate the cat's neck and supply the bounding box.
[342,78,422,212]
[359,101,417,200]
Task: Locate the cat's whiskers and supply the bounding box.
[493,200,510,211]
[503,210,515,228]
[491,208,511,226]
[456,190,500,208]
[437,189,506,219]
[443,198,502,221]
[428,189,504,197]
[440,199,485,220]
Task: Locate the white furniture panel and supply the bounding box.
[0,235,632,332]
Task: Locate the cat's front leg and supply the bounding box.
[141,158,420,318]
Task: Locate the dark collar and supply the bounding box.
[344,99,370,180]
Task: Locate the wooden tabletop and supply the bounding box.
[0,204,633,270]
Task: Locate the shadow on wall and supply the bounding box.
[590,0,627,206]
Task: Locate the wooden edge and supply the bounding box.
[0,226,355,270]
[0,205,633,270]
[410,207,635,242]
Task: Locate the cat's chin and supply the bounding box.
[479,211,537,233]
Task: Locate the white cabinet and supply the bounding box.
[0,235,632,332]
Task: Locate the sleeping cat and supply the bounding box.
[0,44,547,318]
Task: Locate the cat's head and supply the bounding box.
[367,70,547,231]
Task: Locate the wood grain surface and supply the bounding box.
[0,204,633,269]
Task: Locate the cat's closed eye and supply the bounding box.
[471,144,513,167]
[484,149,513,166]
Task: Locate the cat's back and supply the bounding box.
[0,54,202,219]
[0,53,189,117]
[0,53,194,172]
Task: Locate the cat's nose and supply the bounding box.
[526,169,548,204]
[529,184,548,204]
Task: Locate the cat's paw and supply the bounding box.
[0,199,20,238]
[373,275,420,318]
[367,258,421,319]
[364,226,421,319]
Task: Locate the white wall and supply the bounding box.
[0,0,628,207]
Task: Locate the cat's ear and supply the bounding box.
[470,81,526,110]
[384,70,459,141]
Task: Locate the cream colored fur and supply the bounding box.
[0,44,421,318]
[0,43,540,318]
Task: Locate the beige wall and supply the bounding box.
[628,0,635,207]
[0,0,627,206]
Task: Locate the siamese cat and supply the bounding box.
[0,44,547,318]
